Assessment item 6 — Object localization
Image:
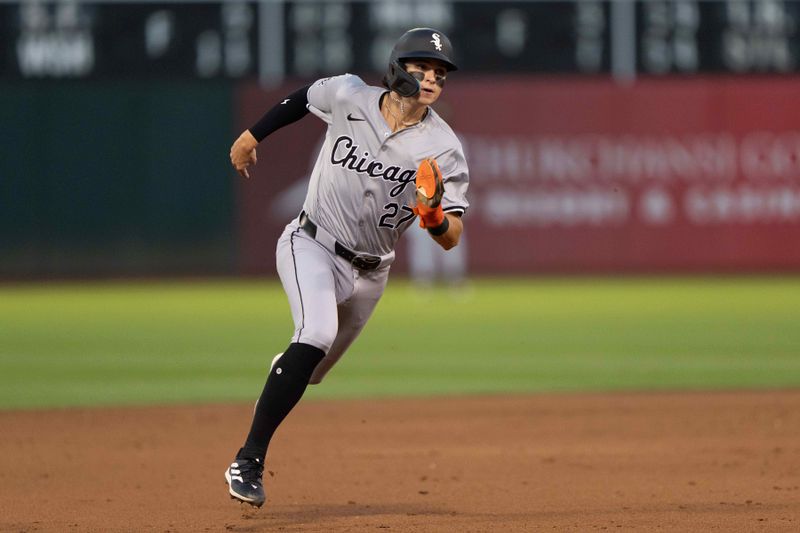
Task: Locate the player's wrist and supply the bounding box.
[426,215,449,236]
[241,129,259,147]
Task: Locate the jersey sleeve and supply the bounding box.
[437,142,470,216]
[306,74,360,123]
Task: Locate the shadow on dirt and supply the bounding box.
[227,501,455,530]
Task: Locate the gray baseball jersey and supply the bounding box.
[303,74,469,256]
[274,74,469,384]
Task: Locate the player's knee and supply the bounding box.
[298,324,338,354]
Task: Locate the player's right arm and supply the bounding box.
[230,75,356,178]
[230,84,311,178]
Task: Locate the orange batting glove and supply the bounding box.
[411,158,445,229]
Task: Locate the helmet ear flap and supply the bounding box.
[386,60,420,98]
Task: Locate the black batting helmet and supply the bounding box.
[384,27,458,98]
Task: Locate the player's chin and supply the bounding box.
[418,87,440,105]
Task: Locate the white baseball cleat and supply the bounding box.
[224,454,265,508]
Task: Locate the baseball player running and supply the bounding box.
[224,28,469,507]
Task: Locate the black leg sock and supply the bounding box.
[239,342,325,460]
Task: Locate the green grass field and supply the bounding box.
[1,277,799,410]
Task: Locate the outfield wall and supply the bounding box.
[0,81,236,278]
[237,76,800,275]
[3,77,799,279]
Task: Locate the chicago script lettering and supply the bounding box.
[330,136,416,197]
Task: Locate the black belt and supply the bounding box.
[299,212,383,271]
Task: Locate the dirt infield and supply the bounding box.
[1,391,798,532]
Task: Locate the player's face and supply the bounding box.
[405,59,448,105]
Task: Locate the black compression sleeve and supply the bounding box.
[248,84,311,142]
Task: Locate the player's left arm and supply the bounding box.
[413,137,469,250]
[413,156,468,251]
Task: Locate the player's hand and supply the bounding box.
[230,130,259,178]
[412,158,445,228]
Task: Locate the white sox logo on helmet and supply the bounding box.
[431,33,442,51]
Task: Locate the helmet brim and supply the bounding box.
[397,51,458,72]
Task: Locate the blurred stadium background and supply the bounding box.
[2,0,800,409]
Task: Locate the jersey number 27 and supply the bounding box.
[378,203,416,229]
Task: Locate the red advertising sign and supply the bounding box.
[237,77,800,275]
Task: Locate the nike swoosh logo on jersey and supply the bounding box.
[347,113,366,122]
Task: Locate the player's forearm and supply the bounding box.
[430,213,462,250]
[231,85,312,178]
[248,84,311,142]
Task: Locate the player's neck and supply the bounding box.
[383,92,426,131]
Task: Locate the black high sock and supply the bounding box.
[239,342,325,460]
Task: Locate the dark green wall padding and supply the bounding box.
[0,81,235,277]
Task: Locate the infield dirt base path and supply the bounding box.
[1,391,799,532]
